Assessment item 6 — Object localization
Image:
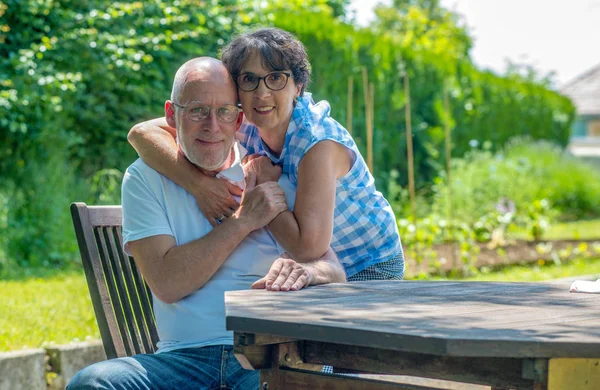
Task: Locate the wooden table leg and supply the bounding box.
[259,343,282,390]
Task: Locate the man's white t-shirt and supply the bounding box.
[121,143,295,354]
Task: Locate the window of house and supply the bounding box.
[589,119,600,137]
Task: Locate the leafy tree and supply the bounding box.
[326,0,351,18]
[0,0,251,269]
[372,0,472,64]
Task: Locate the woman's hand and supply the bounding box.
[234,181,288,232]
[252,257,314,292]
[192,175,243,226]
[243,154,282,185]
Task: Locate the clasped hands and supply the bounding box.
[200,155,313,291]
[193,154,282,226]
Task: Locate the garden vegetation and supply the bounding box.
[0,0,584,277]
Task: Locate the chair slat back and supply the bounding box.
[70,202,159,359]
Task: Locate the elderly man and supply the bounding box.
[67,57,346,390]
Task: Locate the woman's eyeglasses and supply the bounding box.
[236,71,292,92]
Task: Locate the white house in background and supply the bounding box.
[561,63,600,157]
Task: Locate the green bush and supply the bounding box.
[1,0,252,272]
[0,132,86,275]
[431,138,600,221]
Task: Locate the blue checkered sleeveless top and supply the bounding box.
[237,93,402,276]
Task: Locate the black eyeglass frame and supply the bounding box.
[236,71,293,92]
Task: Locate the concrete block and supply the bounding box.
[46,340,106,389]
[0,348,46,390]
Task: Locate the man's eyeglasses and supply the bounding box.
[172,102,241,123]
[236,71,292,92]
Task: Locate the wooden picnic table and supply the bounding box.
[225,281,600,390]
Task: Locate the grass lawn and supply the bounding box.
[461,256,600,282]
[0,271,99,352]
[2,256,600,352]
[507,219,600,241]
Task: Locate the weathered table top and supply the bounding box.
[225,281,600,358]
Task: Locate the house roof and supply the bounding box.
[561,63,600,116]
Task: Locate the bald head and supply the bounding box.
[167,57,242,173]
[171,57,236,103]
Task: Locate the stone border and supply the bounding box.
[0,348,46,390]
[0,341,106,390]
[46,340,106,389]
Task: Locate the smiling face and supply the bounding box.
[166,58,242,173]
[237,51,302,139]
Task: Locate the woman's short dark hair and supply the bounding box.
[221,27,311,96]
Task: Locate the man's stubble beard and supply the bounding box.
[177,126,234,173]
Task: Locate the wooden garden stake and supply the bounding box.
[443,81,456,267]
[367,82,374,172]
[404,73,416,224]
[362,68,373,172]
[443,83,452,216]
[347,76,353,135]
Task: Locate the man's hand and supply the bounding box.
[243,154,282,186]
[191,174,243,227]
[234,181,287,231]
[252,258,313,291]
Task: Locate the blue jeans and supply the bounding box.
[67,345,259,390]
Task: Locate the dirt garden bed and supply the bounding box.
[405,239,600,277]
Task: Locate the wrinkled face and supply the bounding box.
[167,72,241,172]
[237,52,302,136]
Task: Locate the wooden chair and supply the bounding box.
[70,202,159,359]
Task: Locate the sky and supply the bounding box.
[348,0,600,88]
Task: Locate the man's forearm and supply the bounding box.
[136,216,254,304]
[133,181,287,304]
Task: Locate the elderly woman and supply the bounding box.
[128,27,403,281]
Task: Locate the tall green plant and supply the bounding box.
[2,132,85,273]
[432,138,600,221]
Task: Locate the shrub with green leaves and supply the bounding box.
[0,0,253,272]
[431,138,600,221]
